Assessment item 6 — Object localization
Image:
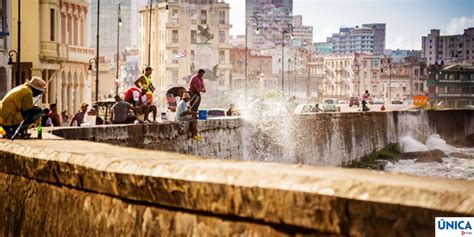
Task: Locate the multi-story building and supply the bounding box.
[330,24,385,55]
[314,38,332,55]
[12,0,94,114]
[427,64,474,108]
[422,28,474,65]
[362,23,385,55]
[331,26,375,55]
[139,0,233,104]
[292,15,313,47]
[321,53,382,99]
[230,48,275,92]
[380,56,428,101]
[0,0,12,99]
[89,0,133,59]
[246,0,293,50]
[384,49,422,63]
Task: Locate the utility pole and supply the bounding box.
[17,0,21,85]
[115,2,121,95]
[147,0,152,66]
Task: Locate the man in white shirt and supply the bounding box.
[176,92,200,140]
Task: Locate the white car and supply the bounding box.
[322,98,338,112]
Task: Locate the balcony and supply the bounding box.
[68,45,95,63]
[40,41,59,61]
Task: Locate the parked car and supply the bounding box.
[391,99,403,105]
[322,98,337,112]
[207,108,227,118]
[373,98,385,104]
[349,96,360,107]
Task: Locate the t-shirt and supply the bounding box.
[175,100,188,120]
[188,75,204,94]
[111,101,131,123]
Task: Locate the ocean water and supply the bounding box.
[386,135,474,181]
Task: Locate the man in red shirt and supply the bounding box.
[188,69,206,114]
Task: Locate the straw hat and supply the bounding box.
[183,92,191,99]
[28,76,46,91]
[80,102,89,107]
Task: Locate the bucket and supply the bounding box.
[198,110,208,120]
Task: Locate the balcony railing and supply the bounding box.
[40,41,59,60]
[68,45,95,63]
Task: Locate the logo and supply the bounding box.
[436,218,473,237]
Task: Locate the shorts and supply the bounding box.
[190,93,201,112]
[145,93,153,105]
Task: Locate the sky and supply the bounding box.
[227,0,474,50]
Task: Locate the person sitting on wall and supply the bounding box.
[111,95,136,124]
[48,103,61,126]
[166,86,186,112]
[70,103,89,127]
[0,76,46,139]
[124,85,157,122]
[176,92,200,140]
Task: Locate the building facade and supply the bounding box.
[139,0,232,104]
[331,26,375,55]
[422,28,474,66]
[230,47,275,93]
[380,56,428,101]
[0,0,12,99]
[428,64,474,108]
[12,0,94,115]
[292,15,313,47]
[330,24,385,55]
[314,38,332,55]
[246,0,293,50]
[88,0,133,60]
[362,23,385,55]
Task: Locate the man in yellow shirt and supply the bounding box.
[134,67,155,105]
[0,76,46,138]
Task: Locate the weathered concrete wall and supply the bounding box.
[52,110,474,166]
[1,140,473,236]
[52,119,243,160]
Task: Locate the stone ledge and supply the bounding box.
[0,139,473,236]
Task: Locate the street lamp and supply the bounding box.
[7,50,20,86]
[115,2,122,95]
[245,15,260,102]
[281,24,293,96]
[95,0,100,102]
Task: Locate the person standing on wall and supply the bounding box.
[134,67,156,106]
[188,69,206,116]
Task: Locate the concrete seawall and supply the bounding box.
[52,110,474,166]
[1,140,473,236]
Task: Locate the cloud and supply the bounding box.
[445,16,474,35]
[386,36,406,50]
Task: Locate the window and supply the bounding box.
[219,10,226,25]
[420,83,424,92]
[190,10,197,24]
[172,30,178,43]
[219,31,225,43]
[50,9,55,41]
[190,50,195,62]
[191,30,197,44]
[172,70,179,82]
[200,10,207,25]
[171,9,179,24]
[171,50,178,64]
[219,72,225,86]
[219,50,225,63]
